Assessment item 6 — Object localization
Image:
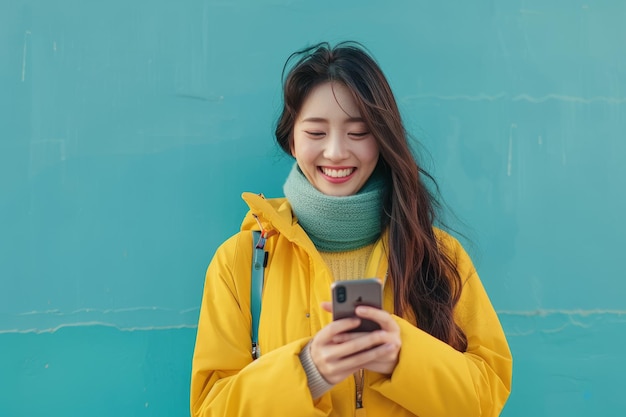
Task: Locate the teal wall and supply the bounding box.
[1,1,625,416]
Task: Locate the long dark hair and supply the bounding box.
[275,41,467,352]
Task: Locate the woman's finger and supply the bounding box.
[355,306,399,332]
[316,317,361,343]
[330,341,397,370]
[331,332,368,344]
[336,330,390,355]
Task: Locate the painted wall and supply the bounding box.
[1,1,625,416]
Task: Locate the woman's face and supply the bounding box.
[291,82,379,197]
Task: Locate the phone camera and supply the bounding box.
[336,286,347,303]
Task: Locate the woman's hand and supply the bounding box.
[309,302,402,384]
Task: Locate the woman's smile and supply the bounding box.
[319,166,356,182]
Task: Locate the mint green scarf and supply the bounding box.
[283,163,385,252]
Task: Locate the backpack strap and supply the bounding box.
[251,230,267,360]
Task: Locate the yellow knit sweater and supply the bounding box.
[319,243,376,281]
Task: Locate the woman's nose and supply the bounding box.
[323,133,349,161]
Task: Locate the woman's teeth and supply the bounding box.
[321,167,354,178]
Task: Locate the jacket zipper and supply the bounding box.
[355,368,364,409]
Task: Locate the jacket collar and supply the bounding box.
[240,192,318,254]
[240,192,390,287]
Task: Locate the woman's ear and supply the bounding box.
[289,137,296,157]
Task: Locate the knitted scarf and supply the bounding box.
[283,163,385,252]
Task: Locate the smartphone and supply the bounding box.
[331,278,383,332]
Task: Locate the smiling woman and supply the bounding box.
[190,41,512,417]
[290,82,380,197]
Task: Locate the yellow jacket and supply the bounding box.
[190,193,512,417]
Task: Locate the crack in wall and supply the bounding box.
[498,309,626,317]
[499,309,626,337]
[1,308,624,335]
[0,322,198,335]
[401,92,626,104]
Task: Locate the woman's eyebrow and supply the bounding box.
[300,116,365,123]
[300,117,328,123]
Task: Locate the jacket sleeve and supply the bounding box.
[368,237,513,417]
[190,233,333,417]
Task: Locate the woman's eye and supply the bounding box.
[350,132,370,138]
[305,131,325,138]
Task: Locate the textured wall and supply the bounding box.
[1,1,625,416]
